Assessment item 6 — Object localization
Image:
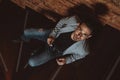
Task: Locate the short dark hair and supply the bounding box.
[82,19,104,52]
[82,20,103,37]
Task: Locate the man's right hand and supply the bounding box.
[47,37,55,46]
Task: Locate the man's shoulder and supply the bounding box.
[64,16,79,25]
[61,15,78,20]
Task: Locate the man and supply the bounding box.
[22,16,93,67]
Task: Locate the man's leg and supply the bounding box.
[28,43,64,67]
[28,44,56,67]
[21,28,53,67]
[22,28,51,42]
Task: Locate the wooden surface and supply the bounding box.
[0,1,120,80]
[11,0,120,30]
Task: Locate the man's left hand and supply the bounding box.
[56,57,66,65]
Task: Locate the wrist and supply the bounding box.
[48,36,55,39]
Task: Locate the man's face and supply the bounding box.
[71,23,92,41]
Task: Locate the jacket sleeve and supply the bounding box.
[65,53,88,64]
[49,16,77,38]
[64,41,89,64]
[49,17,70,38]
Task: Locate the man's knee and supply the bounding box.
[28,58,37,67]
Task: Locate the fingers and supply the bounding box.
[47,37,54,46]
[56,58,66,66]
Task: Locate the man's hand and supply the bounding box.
[56,57,66,65]
[47,37,55,46]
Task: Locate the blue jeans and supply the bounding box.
[22,28,62,67]
[22,28,51,42]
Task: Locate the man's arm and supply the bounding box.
[65,53,87,64]
[55,53,88,65]
[47,17,70,46]
[49,17,70,38]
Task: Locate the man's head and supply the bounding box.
[71,23,92,41]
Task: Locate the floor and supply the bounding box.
[0,1,120,80]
